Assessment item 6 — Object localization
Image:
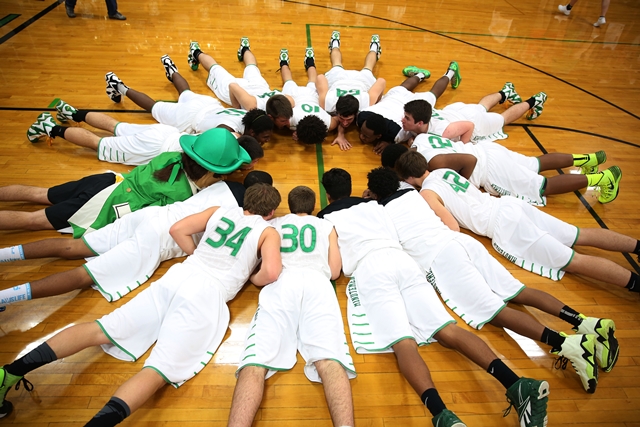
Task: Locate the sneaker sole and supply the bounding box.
[595,319,619,372]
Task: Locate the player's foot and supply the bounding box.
[0,366,33,419]
[574,316,619,372]
[577,150,607,174]
[501,82,522,105]
[597,166,622,204]
[552,333,598,393]
[328,30,340,51]
[304,47,316,70]
[54,99,77,122]
[237,37,251,62]
[558,4,571,15]
[402,65,431,80]
[504,377,549,427]
[594,16,606,27]
[448,61,461,89]
[65,4,76,18]
[279,49,290,69]
[188,41,201,71]
[108,11,126,20]
[161,54,178,82]
[431,408,466,427]
[525,92,547,120]
[370,34,381,60]
[105,72,126,103]
[27,112,56,143]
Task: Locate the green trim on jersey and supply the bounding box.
[96,138,103,160]
[83,264,113,302]
[236,363,289,378]
[559,250,576,272]
[426,320,457,342]
[326,358,356,376]
[475,302,507,330]
[95,319,136,361]
[539,176,547,197]
[535,156,541,173]
[144,365,178,388]
[81,236,100,256]
[503,285,526,302]
[571,227,581,248]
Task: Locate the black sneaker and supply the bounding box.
[304,47,316,70]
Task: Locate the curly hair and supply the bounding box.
[367,167,401,201]
[296,115,328,145]
[242,108,274,134]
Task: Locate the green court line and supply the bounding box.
[316,140,327,209]
[48,98,60,108]
[0,14,20,28]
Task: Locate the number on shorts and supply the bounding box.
[336,88,361,97]
[206,217,253,257]
[301,104,320,113]
[442,171,469,193]
[218,108,246,116]
[427,135,452,149]
[257,90,278,99]
[280,224,317,253]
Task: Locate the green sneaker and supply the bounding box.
[597,166,622,204]
[370,34,381,60]
[237,37,250,62]
[431,408,466,427]
[574,316,619,372]
[504,377,549,427]
[525,92,547,120]
[304,47,316,71]
[188,41,201,71]
[501,82,522,105]
[402,65,431,80]
[328,30,340,51]
[26,112,56,143]
[0,366,33,419]
[279,48,290,69]
[448,61,461,89]
[552,333,598,393]
[54,99,78,122]
[575,150,606,174]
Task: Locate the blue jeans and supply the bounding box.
[66,0,119,16]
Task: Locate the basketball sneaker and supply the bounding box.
[597,166,622,203]
[370,34,381,60]
[576,150,606,174]
[279,49,290,69]
[402,66,431,80]
[431,409,466,427]
[328,31,340,51]
[0,366,33,419]
[448,61,461,89]
[237,37,251,62]
[304,47,316,71]
[574,316,619,372]
[105,72,126,103]
[504,377,549,427]
[161,55,178,82]
[188,41,201,71]
[558,4,571,15]
[551,333,598,393]
[594,16,606,27]
[501,82,522,105]
[54,99,77,122]
[27,112,56,143]
[525,92,547,120]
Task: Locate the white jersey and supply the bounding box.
[282,81,332,130]
[195,107,246,135]
[269,214,333,280]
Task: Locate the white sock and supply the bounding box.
[415,72,426,81]
[331,40,340,49]
[444,69,455,80]
[0,245,25,263]
[117,83,128,95]
[369,43,379,52]
[0,283,32,306]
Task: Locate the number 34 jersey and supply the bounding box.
[269,214,333,280]
[185,206,271,301]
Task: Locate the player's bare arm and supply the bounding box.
[331,123,352,151]
[442,121,474,143]
[428,153,477,180]
[316,74,329,109]
[169,206,220,255]
[229,83,257,110]
[367,78,386,106]
[250,227,282,287]
[328,228,342,280]
[421,190,460,232]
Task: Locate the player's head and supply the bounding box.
[367,167,401,201]
[243,170,273,188]
[395,150,428,180]
[335,95,359,127]
[359,113,385,144]
[238,135,264,170]
[381,144,409,169]
[288,186,316,214]
[295,115,328,145]
[243,109,274,144]
[266,94,293,129]
[321,168,352,201]
[402,100,432,132]
[244,182,281,218]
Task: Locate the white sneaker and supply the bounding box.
[558,4,571,15]
[594,16,606,27]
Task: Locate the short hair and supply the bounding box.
[335,95,359,117]
[288,186,316,214]
[243,170,273,188]
[243,182,281,216]
[238,135,264,160]
[395,150,429,180]
[242,109,274,134]
[321,168,352,200]
[404,99,432,124]
[296,115,328,145]
[363,113,386,136]
[367,167,400,201]
[381,144,409,168]
[265,94,293,119]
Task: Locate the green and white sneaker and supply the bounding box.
[27,112,56,143]
[304,47,316,70]
[574,316,619,372]
[501,82,522,105]
[504,377,549,427]
[576,150,607,174]
[402,65,431,80]
[237,37,250,62]
[328,30,340,51]
[54,99,77,122]
[552,333,598,393]
[432,408,466,427]
[0,366,33,419]
[279,49,290,69]
[370,34,381,60]
[525,92,547,120]
[161,54,178,82]
[188,41,201,71]
[597,166,622,204]
[448,61,461,89]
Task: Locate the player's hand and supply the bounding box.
[331,136,352,151]
[373,141,390,155]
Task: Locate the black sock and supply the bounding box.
[72,110,89,122]
[420,388,446,417]
[632,240,640,255]
[49,125,67,139]
[487,359,519,390]
[5,342,57,377]
[498,91,507,104]
[626,272,640,292]
[525,96,536,109]
[192,49,202,61]
[566,3,573,10]
[559,305,582,327]
[85,397,130,427]
[541,327,565,350]
[305,57,315,70]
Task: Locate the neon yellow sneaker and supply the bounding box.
[0,366,33,419]
[575,150,606,174]
[448,61,461,89]
[575,316,619,372]
[551,333,598,393]
[402,65,431,80]
[597,165,622,203]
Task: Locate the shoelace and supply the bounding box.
[554,355,569,370]
[14,377,34,393]
[502,398,514,418]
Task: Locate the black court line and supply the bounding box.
[0,0,61,45]
[0,106,149,114]
[523,125,640,274]
[507,123,640,149]
[288,1,640,121]
[0,14,20,28]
